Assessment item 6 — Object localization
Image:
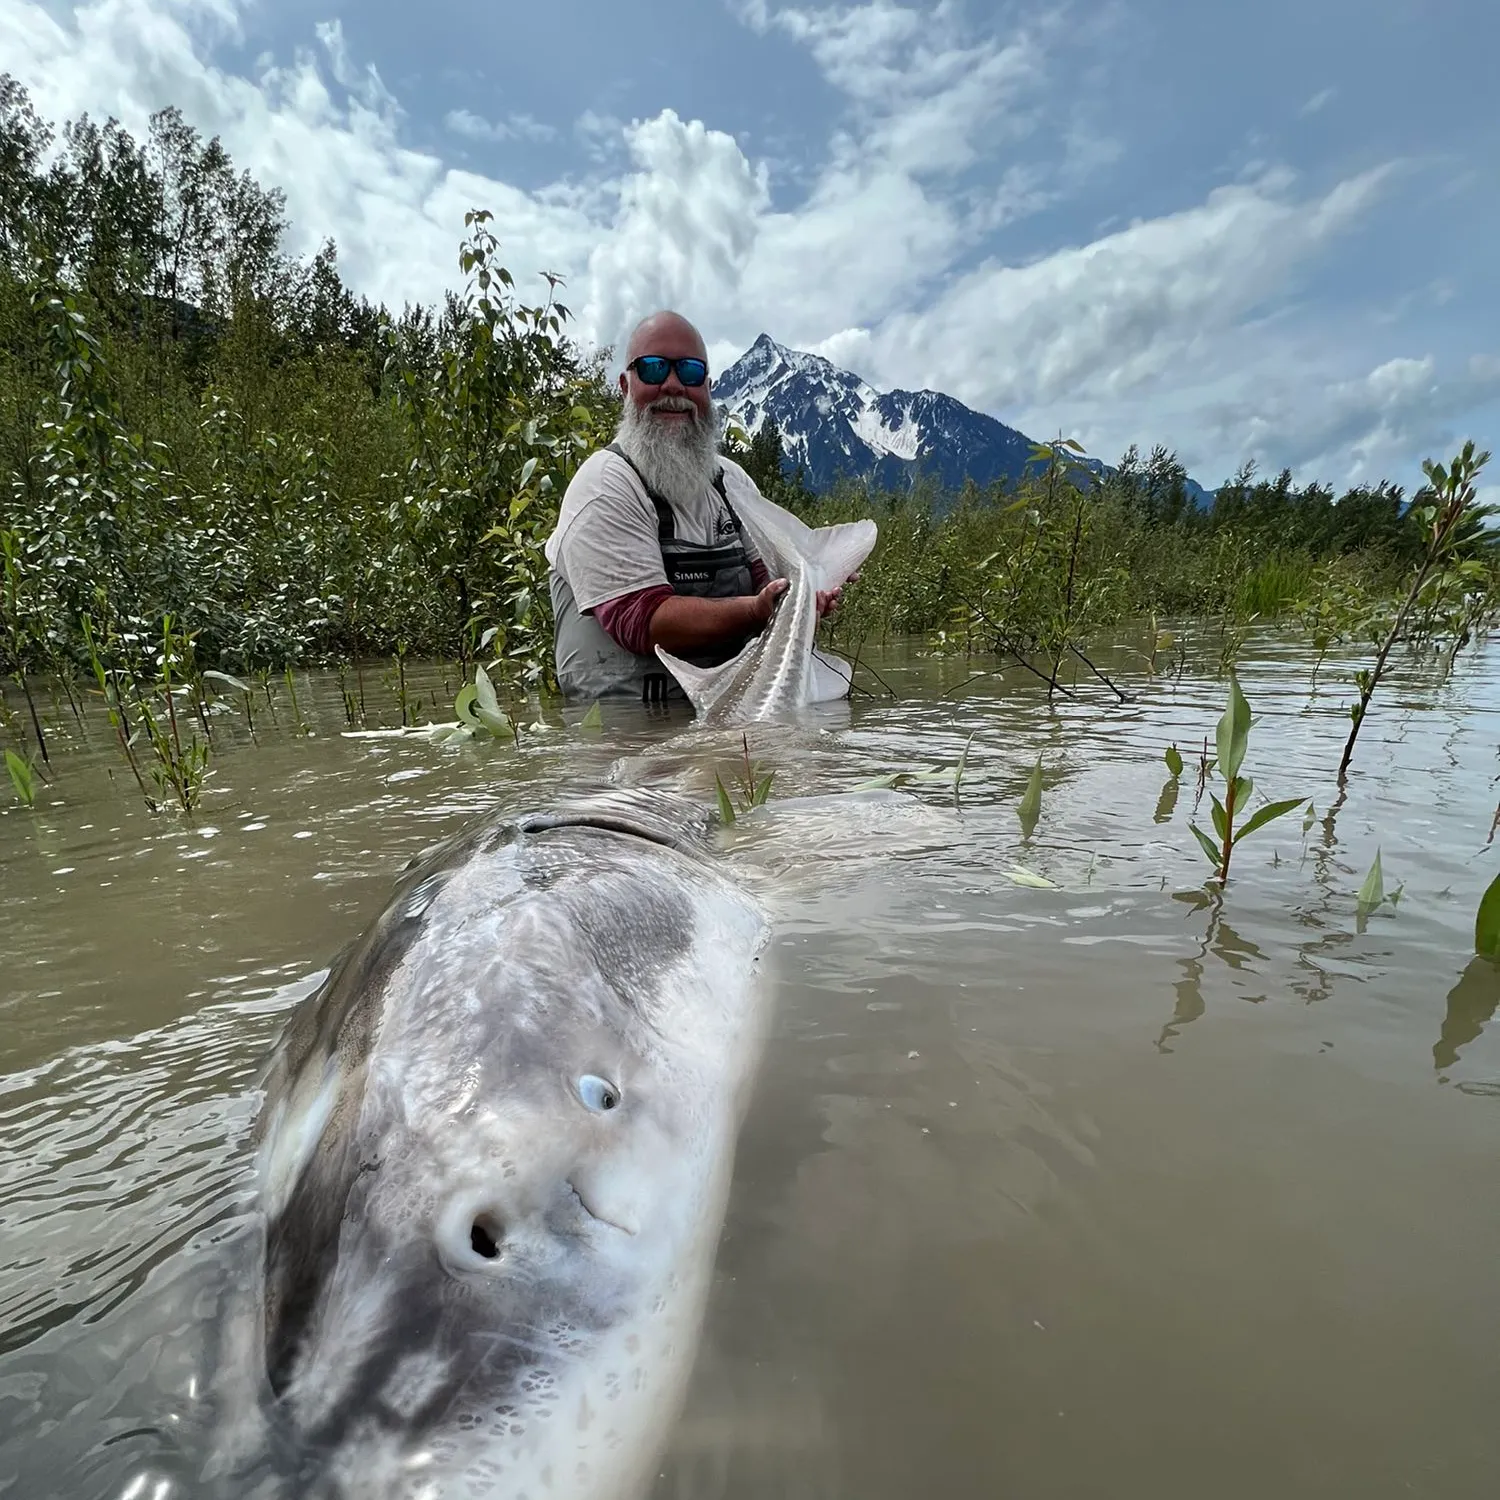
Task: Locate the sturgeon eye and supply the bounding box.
[578,1074,621,1113]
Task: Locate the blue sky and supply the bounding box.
[3,0,1496,496]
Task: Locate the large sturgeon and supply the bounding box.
[229,786,772,1500]
[655,485,877,725]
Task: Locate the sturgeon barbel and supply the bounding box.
[232,787,771,1500]
[655,484,877,725]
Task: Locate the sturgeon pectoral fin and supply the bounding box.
[808,649,856,704]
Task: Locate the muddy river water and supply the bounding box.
[1,627,1497,1498]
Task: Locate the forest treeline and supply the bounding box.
[1,76,1491,702]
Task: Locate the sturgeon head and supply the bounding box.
[654,485,877,725]
[241,787,771,1500]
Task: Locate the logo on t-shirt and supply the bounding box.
[715,511,737,538]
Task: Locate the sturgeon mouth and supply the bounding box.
[568,1180,635,1236]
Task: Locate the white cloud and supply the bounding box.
[1226,353,1500,487]
[1,0,1485,494]
[1300,86,1336,117]
[444,107,555,145]
[314,18,398,121]
[0,0,598,317]
[581,109,771,361]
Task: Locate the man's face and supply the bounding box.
[619,321,712,431]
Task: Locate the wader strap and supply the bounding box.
[605,442,748,547]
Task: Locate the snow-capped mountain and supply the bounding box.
[713,333,1210,504]
[712,332,1040,494]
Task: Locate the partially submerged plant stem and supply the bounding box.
[1338,442,1492,780]
[1188,671,1306,884]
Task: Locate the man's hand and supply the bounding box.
[751,576,789,624]
[816,570,860,619]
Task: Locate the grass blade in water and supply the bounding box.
[5,749,37,807]
[715,774,737,827]
[1357,849,1385,914]
[1018,754,1042,837]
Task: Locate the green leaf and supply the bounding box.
[909,765,957,783]
[850,772,913,790]
[474,705,511,738]
[1164,744,1184,778]
[1476,872,1500,956]
[1210,794,1227,842]
[579,701,602,734]
[474,664,501,719]
[753,771,775,806]
[714,773,737,826]
[1231,776,1252,816]
[1189,823,1222,865]
[1236,796,1307,841]
[1303,802,1317,833]
[1018,753,1042,835]
[5,749,36,807]
[1005,866,1057,888]
[953,732,975,794]
[1356,848,1385,912]
[202,669,251,693]
[1216,672,1251,783]
[518,456,538,489]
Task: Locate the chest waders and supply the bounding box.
[548,447,757,703]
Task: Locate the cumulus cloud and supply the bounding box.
[1223,353,1500,487]
[0,0,601,315]
[574,111,770,363]
[1,0,1486,492]
[860,164,1395,412]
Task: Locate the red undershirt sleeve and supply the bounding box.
[592,584,675,657]
[592,561,770,658]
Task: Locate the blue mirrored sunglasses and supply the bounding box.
[628,355,709,387]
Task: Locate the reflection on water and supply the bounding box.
[1437,957,1500,1075]
[2,624,1499,1498]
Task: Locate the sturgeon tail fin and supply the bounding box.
[726,483,878,591]
[802,517,878,594]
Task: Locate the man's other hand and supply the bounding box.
[752,576,790,624]
[816,571,859,619]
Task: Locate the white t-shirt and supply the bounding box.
[544,448,765,612]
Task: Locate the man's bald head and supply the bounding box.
[623,310,707,368]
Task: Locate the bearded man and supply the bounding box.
[544,310,842,702]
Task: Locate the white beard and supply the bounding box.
[614,392,721,508]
